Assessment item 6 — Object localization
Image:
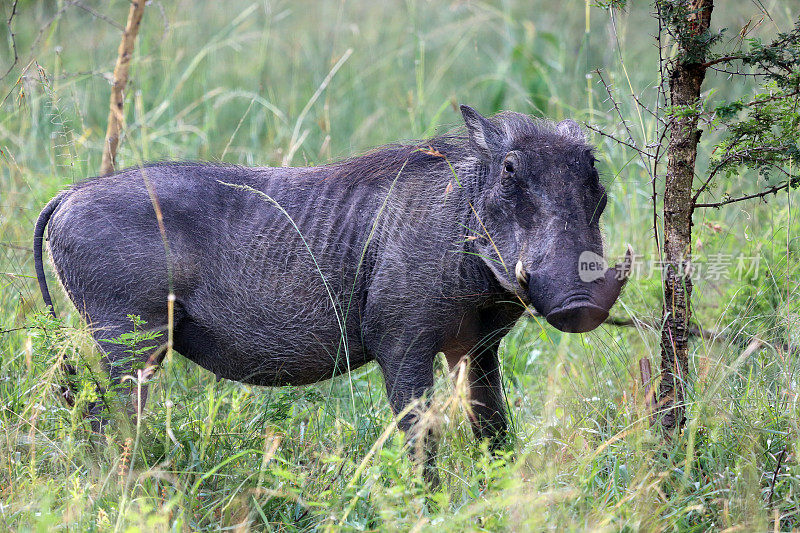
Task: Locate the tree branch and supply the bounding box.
[605,315,711,340]
[99,0,147,176]
[605,316,795,355]
[631,88,668,125]
[768,447,788,508]
[694,181,791,208]
[708,66,766,77]
[595,69,650,161]
[743,87,800,108]
[691,145,794,208]
[68,0,124,30]
[690,134,747,207]
[0,1,19,83]
[585,123,655,158]
[700,55,742,68]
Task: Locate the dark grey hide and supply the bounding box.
[34,106,627,475]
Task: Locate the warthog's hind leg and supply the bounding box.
[84,315,167,433]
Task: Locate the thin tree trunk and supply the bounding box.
[100,0,146,176]
[659,0,713,433]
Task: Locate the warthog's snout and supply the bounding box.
[523,247,632,333]
[545,302,610,334]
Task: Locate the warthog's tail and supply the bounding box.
[33,191,78,406]
[34,192,67,317]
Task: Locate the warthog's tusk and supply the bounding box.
[616,244,634,280]
[515,260,529,289]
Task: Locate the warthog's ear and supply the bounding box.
[460,105,503,161]
[556,119,585,142]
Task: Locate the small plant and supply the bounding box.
[105,314,163,375]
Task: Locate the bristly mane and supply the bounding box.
[322,132,471,185]
[321,112,590,185]
[493,111,591,150]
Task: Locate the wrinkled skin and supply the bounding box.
[34,105,626,482]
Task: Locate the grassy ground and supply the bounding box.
[1,0,799,530]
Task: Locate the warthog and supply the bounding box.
[35,106,628,479]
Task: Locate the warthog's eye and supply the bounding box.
[502,151,519,182]
[587,151,598,168]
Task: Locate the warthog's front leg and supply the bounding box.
[446,316,514,453]
[466,341,509,452]
[374,342,440,486]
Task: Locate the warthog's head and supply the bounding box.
[461,105,629,333]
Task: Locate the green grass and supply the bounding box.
[1,0,800,530]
